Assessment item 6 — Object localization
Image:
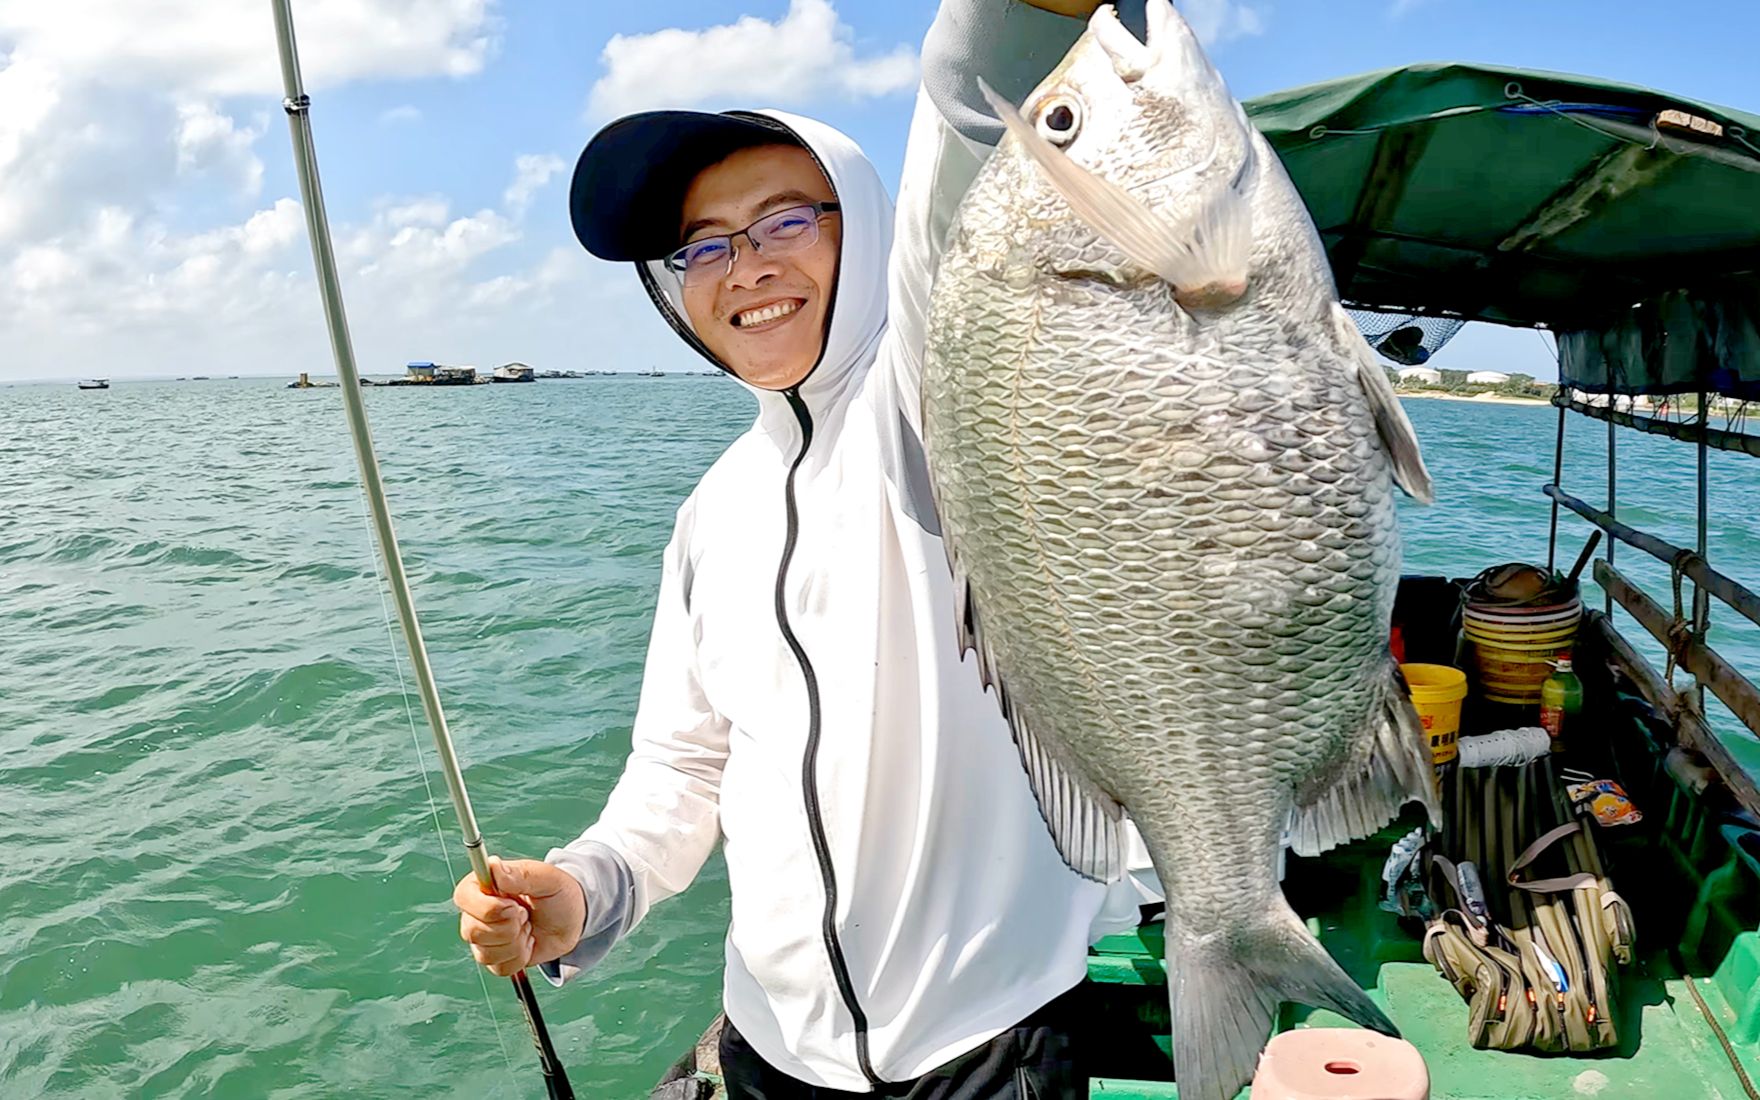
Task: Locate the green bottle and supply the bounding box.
[1540,658,1584,751]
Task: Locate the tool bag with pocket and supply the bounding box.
[1421,753,1636,1052]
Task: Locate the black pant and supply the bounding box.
[719,983,1087,1099]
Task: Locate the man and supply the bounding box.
[454,0,1160,1094]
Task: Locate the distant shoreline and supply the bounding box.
[1397,391,1551,407]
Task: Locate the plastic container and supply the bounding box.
[1540,658,1585,750]
[1463,592,1582,704]
[1402,663,1469,766]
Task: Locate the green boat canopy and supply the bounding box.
[1244,62,1760,399]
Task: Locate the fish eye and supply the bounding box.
[1033,95,1083,147]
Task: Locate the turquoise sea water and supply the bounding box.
[2,378,1757,1098]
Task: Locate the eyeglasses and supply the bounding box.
[662,202,840,287]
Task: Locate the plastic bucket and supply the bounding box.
[1462,593,1580,703]
[1468,640,1571,703]
[1464,628,1580,651]
[1402,663,1468,765]
[1464,607,1581,628]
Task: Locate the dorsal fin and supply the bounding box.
[1332,302,1434,504]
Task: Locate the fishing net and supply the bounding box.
[1348,307,1468,367]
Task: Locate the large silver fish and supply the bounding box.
[920,3,1440,1098]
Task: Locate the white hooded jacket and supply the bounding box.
[541,1,1160,1089]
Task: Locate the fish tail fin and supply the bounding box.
[1167,899,1397,1100]
[1286,658,1443,857]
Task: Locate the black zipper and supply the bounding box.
[775,387,881,1087]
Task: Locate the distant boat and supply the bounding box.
[77,379,109,390]
[492,362,535,383]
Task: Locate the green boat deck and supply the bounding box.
[1082,766,1760,1098]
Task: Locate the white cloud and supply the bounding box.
[586,0,918,118]
[503,153,566,217]
[0,0,532,381]
[1180,0,1268,45]
[1389,0,1431,14]
[175,102,266,196]
[379,105,424,126]
[0,148,623,381]
[0,0,497,97]
[382,197,453,229]
[0,0,501,248]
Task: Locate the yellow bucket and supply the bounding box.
[1402,663,1468,765]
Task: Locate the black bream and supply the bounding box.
[918,2,1440,1098]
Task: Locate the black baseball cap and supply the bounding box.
[569,110,806,263]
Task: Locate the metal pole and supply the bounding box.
[1697,389,1711,713]
[267,4,575,1096]
[1547,403,1565,572]
[1606,398,1617,618]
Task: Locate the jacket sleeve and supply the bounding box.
[880,0,1091,435]
[540,499,730,984]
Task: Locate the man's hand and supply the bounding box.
[453,858,587,977]
[1016,0,1106,16]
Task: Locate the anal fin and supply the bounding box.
[1287,659,1442,857]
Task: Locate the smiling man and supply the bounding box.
[673,147,842,390]
[450,0,1163,1096]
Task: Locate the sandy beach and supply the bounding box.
[1397,390,1552,407]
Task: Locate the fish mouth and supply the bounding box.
[729,297,807,331]
[1090,0,1204,86]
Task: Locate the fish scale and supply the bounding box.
[919,3,1439,1099]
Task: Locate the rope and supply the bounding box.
[1664,548,1705,689]
[1673,947,1760,1100]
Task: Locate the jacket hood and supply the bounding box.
[635,111,894,441]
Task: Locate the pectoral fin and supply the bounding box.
[951,553,1123,882]
[1333,303,1434,503]
[979,80,1252,309]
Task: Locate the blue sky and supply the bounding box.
[4,0,1758,381]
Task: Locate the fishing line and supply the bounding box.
[353,477,518,1082]
[268,3,577,1090]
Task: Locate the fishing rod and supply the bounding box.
[267,3,575,1097]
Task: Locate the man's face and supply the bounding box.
[677,145,841,391]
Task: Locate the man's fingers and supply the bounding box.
[453,872,532,923]
[450,862,546,978]
[460,912,527,948]
[474,932,537,977]
[487,953,530,978]
[1015,0,1105,16]
[453,875,502,920]
[487,857,562,900]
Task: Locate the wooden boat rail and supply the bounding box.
[1546,484,1760,634]
[1587,611,1760,820]
[1593,561,1760,742]
[1543,483,1760,821]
